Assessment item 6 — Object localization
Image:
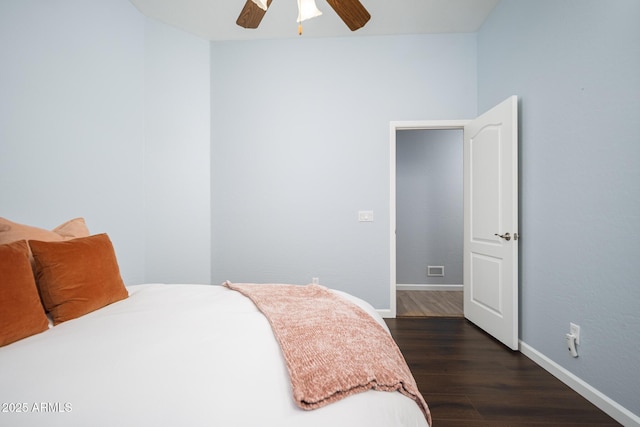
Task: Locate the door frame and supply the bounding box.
[389,120,470,318]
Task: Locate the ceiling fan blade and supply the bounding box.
[236,0,273,29]
[325,0,370,31]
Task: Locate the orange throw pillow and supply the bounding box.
[0,217,90,245]
[0,217,90,269]
[29,234,129,325]
[0,240,49,347]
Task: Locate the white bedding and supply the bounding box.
[0,283,429,427]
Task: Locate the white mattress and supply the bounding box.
[0,283,428,427]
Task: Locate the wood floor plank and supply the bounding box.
[422,393,483,421]
[397,290,463,317]
[386,317,621,426]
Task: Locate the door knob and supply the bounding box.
[495,232,511,241]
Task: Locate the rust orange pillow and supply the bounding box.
[29,233,129,325]
[0,240,49,347]
[0,217,90,269]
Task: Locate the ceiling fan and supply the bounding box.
[236,0,371,33]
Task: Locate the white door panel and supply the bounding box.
[464,96,519,350]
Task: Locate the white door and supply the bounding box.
[463,96,519,350]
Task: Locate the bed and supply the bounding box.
[0,218,430,427]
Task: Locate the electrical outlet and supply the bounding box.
[570,322,580,345]
[312,277,319,285]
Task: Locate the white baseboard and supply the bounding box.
[519,341,640,427]
[396,284,463,291]
[376,309,393,319]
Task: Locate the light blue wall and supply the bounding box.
[0,1,211,285]
[0,0,146,284]
[478,0,640,417]
[210,34,477,308]
[396,130,463,285]
[144,19,211,284]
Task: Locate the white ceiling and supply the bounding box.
[129,0,501,41]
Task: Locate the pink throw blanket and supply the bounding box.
[223,281,431,425]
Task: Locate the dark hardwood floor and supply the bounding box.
[385,317,621,426]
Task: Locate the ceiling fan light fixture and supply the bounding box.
[250,0,268,11]
[297,0,323,23]
[237,0,370,33]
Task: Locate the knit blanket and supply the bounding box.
[223,281,431,425]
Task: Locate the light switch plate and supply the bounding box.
[358,211,374,222]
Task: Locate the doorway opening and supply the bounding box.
[389,121,469,318]
[390,97,519,349]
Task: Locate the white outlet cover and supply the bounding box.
[570,322,581,345]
